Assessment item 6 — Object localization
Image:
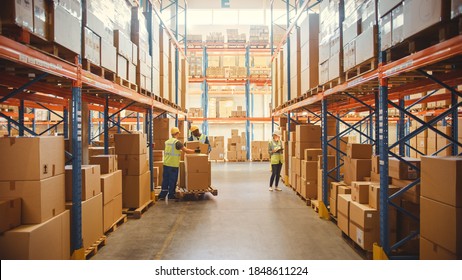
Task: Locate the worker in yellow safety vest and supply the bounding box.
[159,127,197,200]
[268,130,284,191]
[188,125,211,153]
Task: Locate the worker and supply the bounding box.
[188,125,211,153]
[268,130,284,191]
[159,127,197,200]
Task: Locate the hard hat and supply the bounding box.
[273,130,281,137]
[171,127,180,135]
[190,125,199,132]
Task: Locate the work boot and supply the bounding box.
[269,187,273,191]
[275,187,282,191]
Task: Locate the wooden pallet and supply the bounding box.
[116,77,138,92]
[345,58,377,81]
[226,159,247,162]
[176,186,218,200]
[341,232,373,260]
[105,214,128,235]
[139,87,153,97]
[310,200,319,213]
[82,59,116,82]
[85,236,107,260]
[321,76,344,91]
[123,200,154,219]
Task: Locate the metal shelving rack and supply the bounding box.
[0,0,187,259]
[187,45,272,159]
[272,3,462,257]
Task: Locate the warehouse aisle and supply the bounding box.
[93,162,361,260]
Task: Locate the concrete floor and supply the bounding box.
[93,162,362,260]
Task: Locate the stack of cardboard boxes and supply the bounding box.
[299,12,320,93]
[153,118,171,150]
[209,136,225,161]
[227,129,247,161]
[292,125,322,194]
[114,134,151,209]
[300,149,323,200]
[230,106,247,118]
[188,108,204,118]
[420,157,462,259]
[184,154,212,191]
[89,152,122,233]
[0,137,70,259]
[64,164,104,251]
[344,143,373,185]
[251,141,270,161]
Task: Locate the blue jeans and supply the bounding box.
[160,165,179,199]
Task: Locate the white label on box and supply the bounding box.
[367,213,373,218]
[356,228,364,247]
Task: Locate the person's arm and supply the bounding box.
[268,141,273,156]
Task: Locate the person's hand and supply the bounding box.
[273,148,279,153]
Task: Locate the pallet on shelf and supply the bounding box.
[345,58,377,81]
[115,77,138,92]
[341,232,372,260]
[85,236,107,260]
[123,200,154,219]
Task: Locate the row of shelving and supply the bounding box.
[270,0,462,260]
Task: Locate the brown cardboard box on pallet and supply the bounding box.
[344,157,372,185]
[90,155,118,174]
[89,147,115,157]
[103,193,123,232]
[0,198,21,234]
[0,174,65,224]
[305,149,323,161]
[65,165,101,201]
[330,182,346,199]
[0,136,65,181]
[185,154,211,190]
[122,171,151,209]
[66,193,103,250]
[301,160,318,181]
[349,201,380,251]
[369,183,401,210]
[420,196,462,259]
[0,210,70,260]
[295,125,322,143]
[337,194,353,235]
[114,134,147,155]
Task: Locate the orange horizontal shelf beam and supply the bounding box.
[189,117,275,123]
[0,111,35,119]
[0,35,184,116]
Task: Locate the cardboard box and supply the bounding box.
[372,155,380,174]
[330,197,337,217]
[64,165,101,201]
[1,0,34,32]
[420,236,460,260]
[153,150,164,162]
[421,156,462,207]
[330,182,346,199]
[378,0,403,17]
[369,183,401,210]
[370,171,381,183]
[295,158,302,176]
[122,171,151,208]
[337,194,353,235]
[420,196,462,255]
[301,160,318,180]
[304,149,323,161]
[356,26,377,65]
[0,174,65,224]
[0,136,64,181]
[52,5,81,54]
[103,193,123,232]
[0,198,21,234]
[452,0,462,18]
[66,193,103,250]
[114,134,147,155]
[296,142,322,159]
[345,158,372,185]
[403,0,447,40]
[303,180,317,199]
[391,178,420,204]
[295,125,322,143]
[117,154,149,176]
[380,12,392,51]
[0,210,70,260]
[349,201,380,251]
[389,157,421,180]
[88,147,115,157]
[351,181,372,204]
[89,155,118,175]
[186,141,209,154]
[100,170,123,205]
[186,172,211,191]
[347,143,373,159]
[338,185,352,195]
[185,154,210,173]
